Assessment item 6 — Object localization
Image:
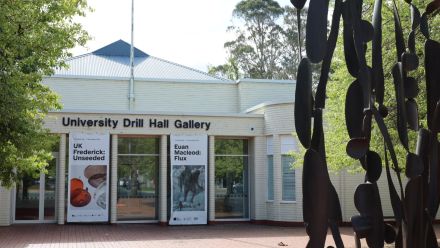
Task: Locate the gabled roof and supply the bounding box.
[53,40,231,83]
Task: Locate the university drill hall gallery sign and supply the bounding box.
[61,117,212,131]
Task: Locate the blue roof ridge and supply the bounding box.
[92,39,148,57]
[149,55,232,82]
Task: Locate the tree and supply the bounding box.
[280,6,322,83]
[210,0,319,81]
[208,57,241,80]
[210,0,290,79]
[320,1,440,172]
[0,0,90,187]
[278,6,307,79]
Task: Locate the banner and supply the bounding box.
[170,135,207,225]
[67,133,109,222]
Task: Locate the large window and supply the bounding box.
[117,136,159,221]
[15,158,56,222]
[281,135,296,202]
[215,139,249,219]
[15,137,58,223]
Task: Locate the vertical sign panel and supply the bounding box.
[68,133,109,222]
[170,135,207,225]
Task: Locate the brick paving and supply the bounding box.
[0,223,438,248]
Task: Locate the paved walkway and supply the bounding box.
[0,223,435,248]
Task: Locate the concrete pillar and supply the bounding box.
[159,135,168,225]
[57,134,66,224]
[110,134,118,223]
[208,136,215,222]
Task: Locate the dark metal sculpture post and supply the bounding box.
[292,0,440,247]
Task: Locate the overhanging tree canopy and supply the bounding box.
[0,0,90,187]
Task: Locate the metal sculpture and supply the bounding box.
[291,0,440,246]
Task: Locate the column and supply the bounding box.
[110,135,118,223]
[57,134,66,224]
[272,134,281,220]
[208,136,215,222]
[252,136,267,220]
[159,135,168,225]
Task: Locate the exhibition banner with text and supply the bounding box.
[169,135,208,225]
[67,133,109,222]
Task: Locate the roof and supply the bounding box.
[237,78,295,84]
[53,40,231,82]
[92,40,148,57]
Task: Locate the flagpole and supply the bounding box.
[128,0,135,110]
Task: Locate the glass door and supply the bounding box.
[214,139,249,220]
[117,156,158,221]
[116,137,159,222]
[15,173,40,220]
[14,153,58,223]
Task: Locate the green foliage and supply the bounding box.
[209,0,307,80]
[234,0,284,19]
[215,139,248,193]
[321,0,440,172]
[280,6,312,80]
[0,0,90,187]
[208,57,241,80]
[117,137,159,189]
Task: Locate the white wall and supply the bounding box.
[43,78,128,111]
[44,77,295,115]
[134,81,238,113]
[262,103,295,135]
[251,102,414,223]
[0,186,11,226]
[238,81,295,112]
[334,170,408,221]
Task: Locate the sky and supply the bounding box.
[71,0,292,72]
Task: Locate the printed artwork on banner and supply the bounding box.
[169,135,208,225]
[172,165,205,212]
[68,133,110,222]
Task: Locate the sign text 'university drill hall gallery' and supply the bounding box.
[62,117,211,130]
[0,40,404,226]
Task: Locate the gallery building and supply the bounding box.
[0,40,397,226]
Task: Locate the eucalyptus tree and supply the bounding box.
[210,0,307,80]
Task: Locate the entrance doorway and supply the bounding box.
[214,139,250,220]
[116,137,159,222]
[13,153,58,223]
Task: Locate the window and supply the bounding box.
[280,135,297,201]
[282,155,295,201]
[214,139,249,219]
[267,136,274,201]
[267,156,274,201]
[117,136,159,221]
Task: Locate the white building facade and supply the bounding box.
[0,40,399,226]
